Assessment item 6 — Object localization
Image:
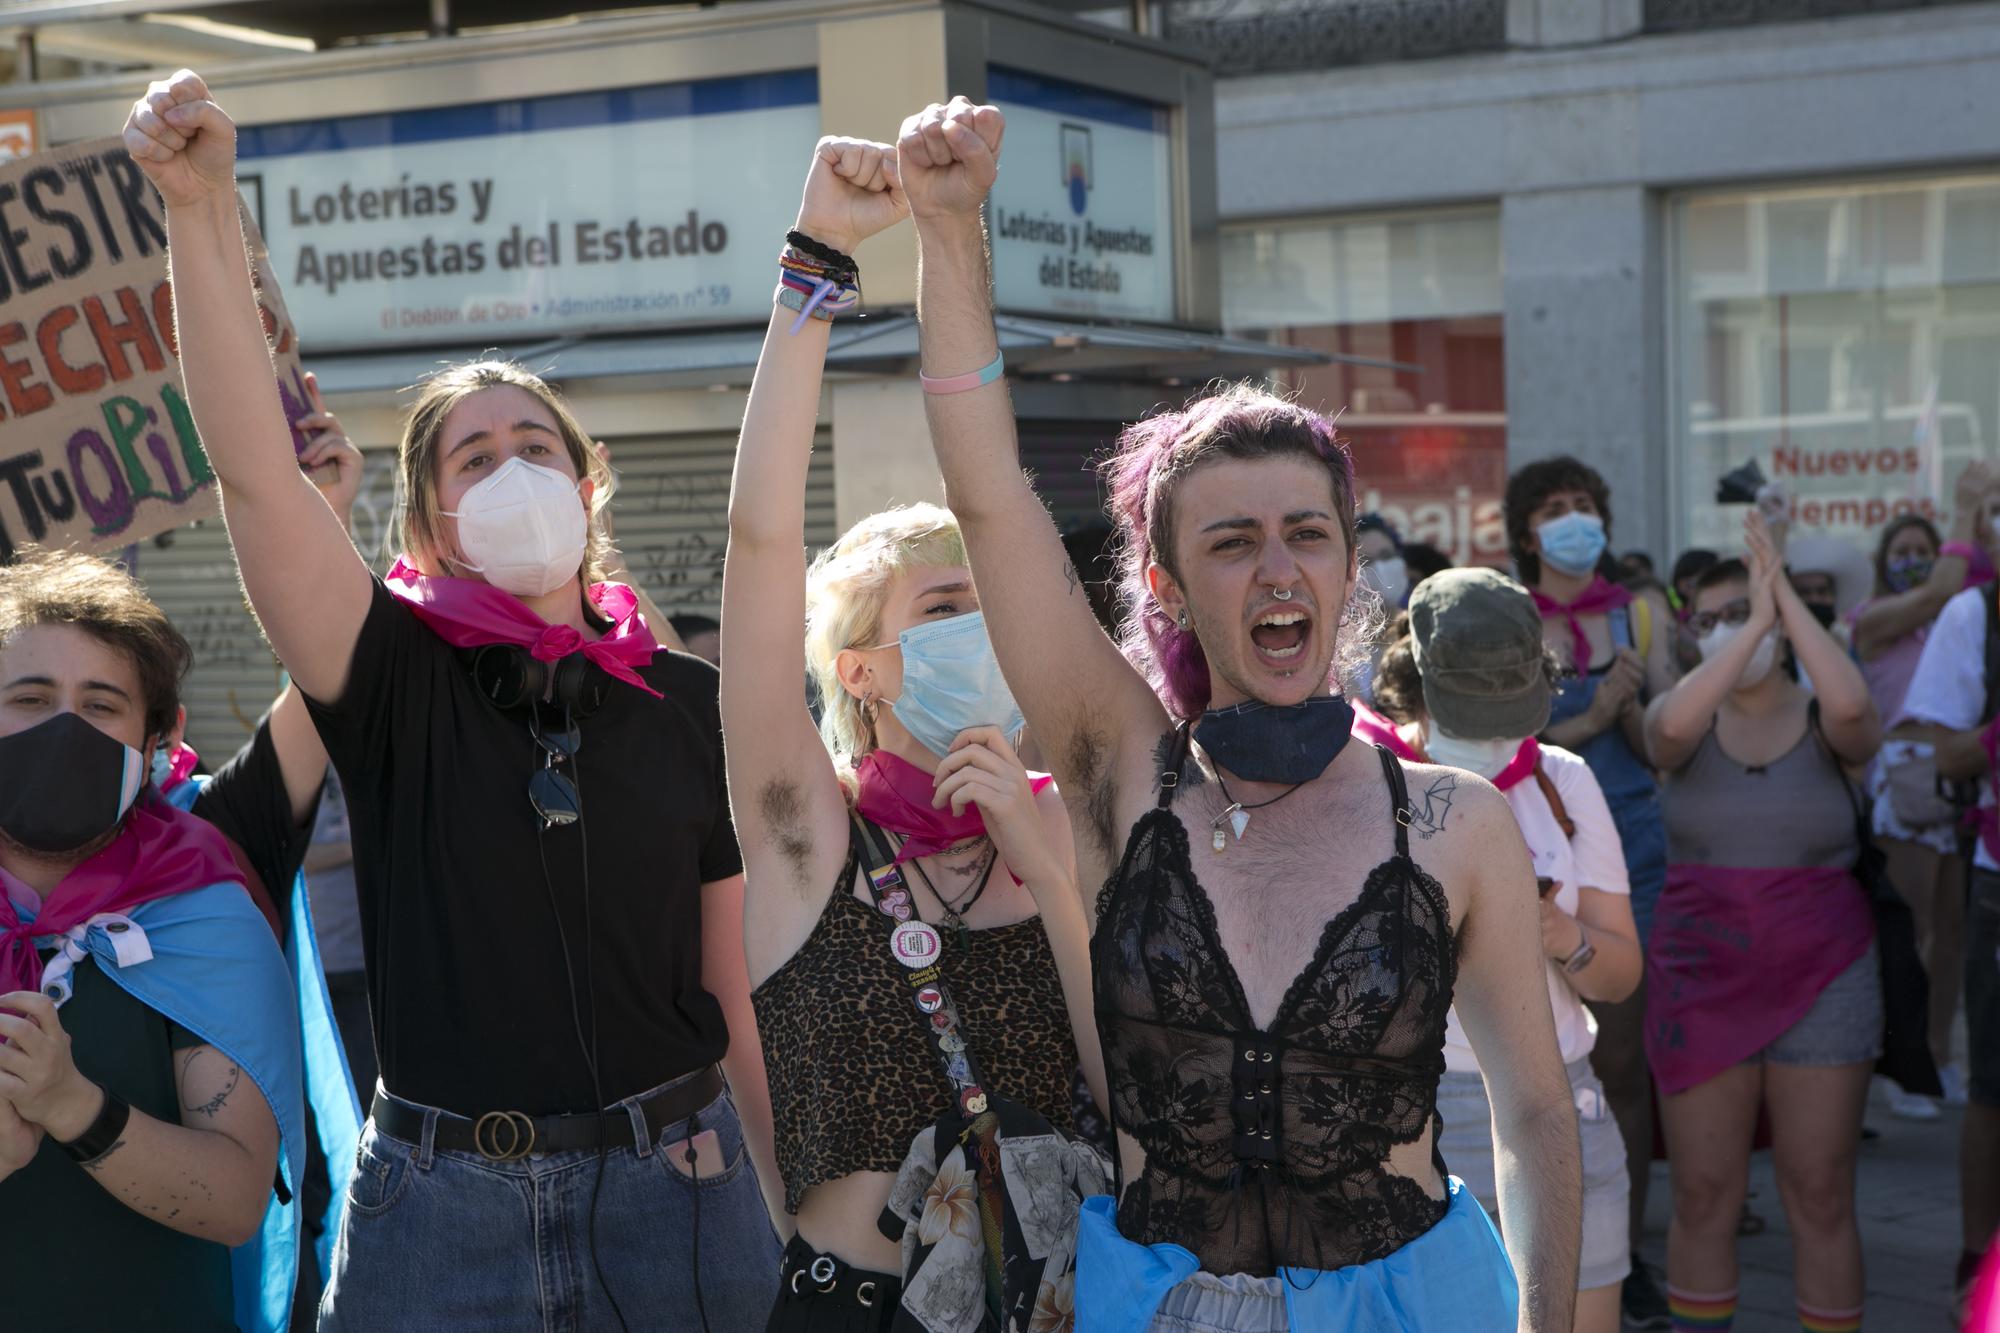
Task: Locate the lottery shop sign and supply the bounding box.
[0,136,308,560]
[232,71,818,348]
[986,67,1176,323]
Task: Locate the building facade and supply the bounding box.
[1,0,1310,757]
[1196,0,2000,567]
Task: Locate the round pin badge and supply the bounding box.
[931,1012,953,1030]
[915,986,945,1013]
[938,1031,967,1053]
[891,921,943,968]
[946,1053,972,1084]
[960,1088,988,1116]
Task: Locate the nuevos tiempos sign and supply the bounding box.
[233,72,819,349]
[986,68,1175,324]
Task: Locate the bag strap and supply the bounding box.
[1377,743,1412,860]
[1806,699,1871,852]
[1532,759,1576,839]
[1984,583,2000,725]
[848,812,995,1120]
[1631,594,1652,662]
[1158,720,1193,809]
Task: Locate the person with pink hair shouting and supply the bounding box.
[895,96,1581,1333]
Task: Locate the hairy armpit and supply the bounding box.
[756,779,815,883]
[1065,726,1120,855]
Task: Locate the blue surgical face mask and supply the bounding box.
[1535,511,1607,577]
[879,611,1024,758]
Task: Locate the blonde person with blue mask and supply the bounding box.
[720,134,1102,1332]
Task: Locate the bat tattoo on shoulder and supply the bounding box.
[1405,771,1458,840]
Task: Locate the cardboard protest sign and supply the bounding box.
[0,135,313,561]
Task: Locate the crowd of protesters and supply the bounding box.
[0,67,1993,1333]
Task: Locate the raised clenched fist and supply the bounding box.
[896,98,1005,222]
[794,136,907,256]
[122,68,237,210]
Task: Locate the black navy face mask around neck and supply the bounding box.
[1195,696,1355,785]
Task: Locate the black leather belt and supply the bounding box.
[371,1066,724,1161]
[778,1234,899,1311]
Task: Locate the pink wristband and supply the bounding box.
[919,352,1005,395]
[1943,540,1996,588]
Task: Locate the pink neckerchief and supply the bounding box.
[1488,737,1542,791]
[1531,576,1634,672]
[0,798,247,996]
[385,556,663,699]
[1351,701,1419,761]
[1349,703,1539,789]
[852,749,1054,878]
[164,742,199,789]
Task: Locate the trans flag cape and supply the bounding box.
[164,777,364,1325]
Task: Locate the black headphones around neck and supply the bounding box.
[462,643,615,719]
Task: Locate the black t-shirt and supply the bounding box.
[304,579,742,1116]
[2,962,234,1332]
[191,712,318,942]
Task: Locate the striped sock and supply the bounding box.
[1798,1300,1863,1332]
[1668,1286,1738,1330]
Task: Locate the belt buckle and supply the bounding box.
[473,1109,537,1161]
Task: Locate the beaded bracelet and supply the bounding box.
[775,244,861,332]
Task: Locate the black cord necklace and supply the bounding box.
[1209,766,1309,852]
[907,847,1000,953]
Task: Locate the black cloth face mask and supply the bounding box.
[1195,695,1355,785]
[0,712,145,855]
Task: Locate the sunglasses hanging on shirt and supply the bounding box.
[529,710,582,828]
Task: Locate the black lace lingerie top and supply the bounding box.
[1091,734,1457,1276]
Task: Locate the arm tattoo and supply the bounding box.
[1060,556,1081,598]
[1406,772,1458,840]
[1152,730,1206,794]
[179,1049,242,1119]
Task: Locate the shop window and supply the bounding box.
[1671,173,2000,553]
[1223,207,1507,566]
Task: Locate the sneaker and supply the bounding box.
[1885,1079,1942,1121]
[1622,1255,1671,1330]
[1941,1063,1971,1107]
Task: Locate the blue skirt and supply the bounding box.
[1076,1177,1519,1332]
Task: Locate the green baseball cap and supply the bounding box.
[1406,567,1551,740]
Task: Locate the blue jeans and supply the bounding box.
[317,1071,781,1332]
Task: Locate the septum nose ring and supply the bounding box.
[1272,587,1294,601]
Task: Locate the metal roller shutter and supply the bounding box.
[1018,421,1116,532]
[132,429,833,759]
[128,518,285,764]
[602,428,836,624]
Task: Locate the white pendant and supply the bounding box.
[1229,808,1250,841]
[1212,827,1227,853]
